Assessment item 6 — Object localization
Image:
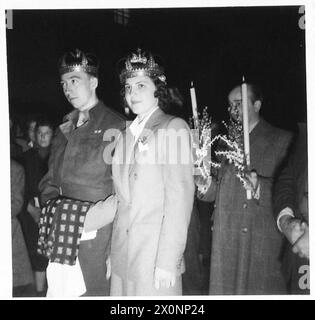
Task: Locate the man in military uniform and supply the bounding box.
[39,49,125,296]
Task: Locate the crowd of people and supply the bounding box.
[9,48,309,297]
[10,117,54,296]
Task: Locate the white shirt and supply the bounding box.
[129,107,159,141]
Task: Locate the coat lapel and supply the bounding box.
[128,108,166,176]
[59,109,79,140]
[115,108,167,202]
[113,126,136,202]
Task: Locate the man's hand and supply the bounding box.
[280,215,305,245]
[244,170,259,192]
[194,175,212,196]
[292,223,309,259]
[27,202,41,223]
[154,267,176,290]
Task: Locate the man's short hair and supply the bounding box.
[35,119,54,133]
[247,84,263,104]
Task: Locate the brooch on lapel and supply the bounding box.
[138,136,149,152]
[94,129,102,134]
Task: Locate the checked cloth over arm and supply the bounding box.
[37,197,92,266]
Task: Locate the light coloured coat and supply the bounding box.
[110,108,195,295]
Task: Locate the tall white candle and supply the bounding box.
[241,76,251,199]
[206,124,212,176]
[190,81,199,128]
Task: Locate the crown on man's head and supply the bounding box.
[59,49,99,77]
[119,48,166,84]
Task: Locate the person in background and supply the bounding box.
[26,118,37,149]
[166,86,203,295]
[9,117,23,160]
[19,119,54,296]
[273,122,309,294]
[15,116,38,153]
[11,159,34,297]
[197,83,293,294]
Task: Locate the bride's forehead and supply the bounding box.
[125,75,153,85]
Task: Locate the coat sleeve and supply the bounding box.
[258,130,293,209]
[11,161,25,218]
[273,160,296,220]
[84,195,118,232]
[155,118,195,273]
[273,126,306,221]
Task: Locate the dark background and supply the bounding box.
[6,6,306,132]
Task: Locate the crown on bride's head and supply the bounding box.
[119,48,166,83]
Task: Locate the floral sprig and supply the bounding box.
[215,116,248,187]
[189,107,221,183]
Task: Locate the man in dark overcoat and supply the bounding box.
[198,83,293,294]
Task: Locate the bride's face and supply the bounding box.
[124,75,158,119]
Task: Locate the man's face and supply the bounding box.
[227,86,256,123]
[60,71,96,111]
[36,125,53,148]
[27,121,36,142]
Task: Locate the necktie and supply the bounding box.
[77,110,89,127]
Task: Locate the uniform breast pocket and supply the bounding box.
[84,135,102,147]
[73,138,107,181]
[79,136,104,160]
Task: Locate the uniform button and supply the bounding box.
[134,173,138,179]
[242,227,248,233]
[243,202,248,209]
[213,204,217,208]
[211,226,214,231]
[126,229,129,234]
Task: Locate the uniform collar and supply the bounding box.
[60,100,105,137]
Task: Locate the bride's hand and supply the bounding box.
[154,267,176,290]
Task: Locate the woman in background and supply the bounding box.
[19,119,54,296]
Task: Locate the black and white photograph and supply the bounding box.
[1,0,314,301]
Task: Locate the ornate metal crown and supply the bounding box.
[59,48,99,77]
[119,48,166,83]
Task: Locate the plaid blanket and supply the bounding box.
[37,197,92,266]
